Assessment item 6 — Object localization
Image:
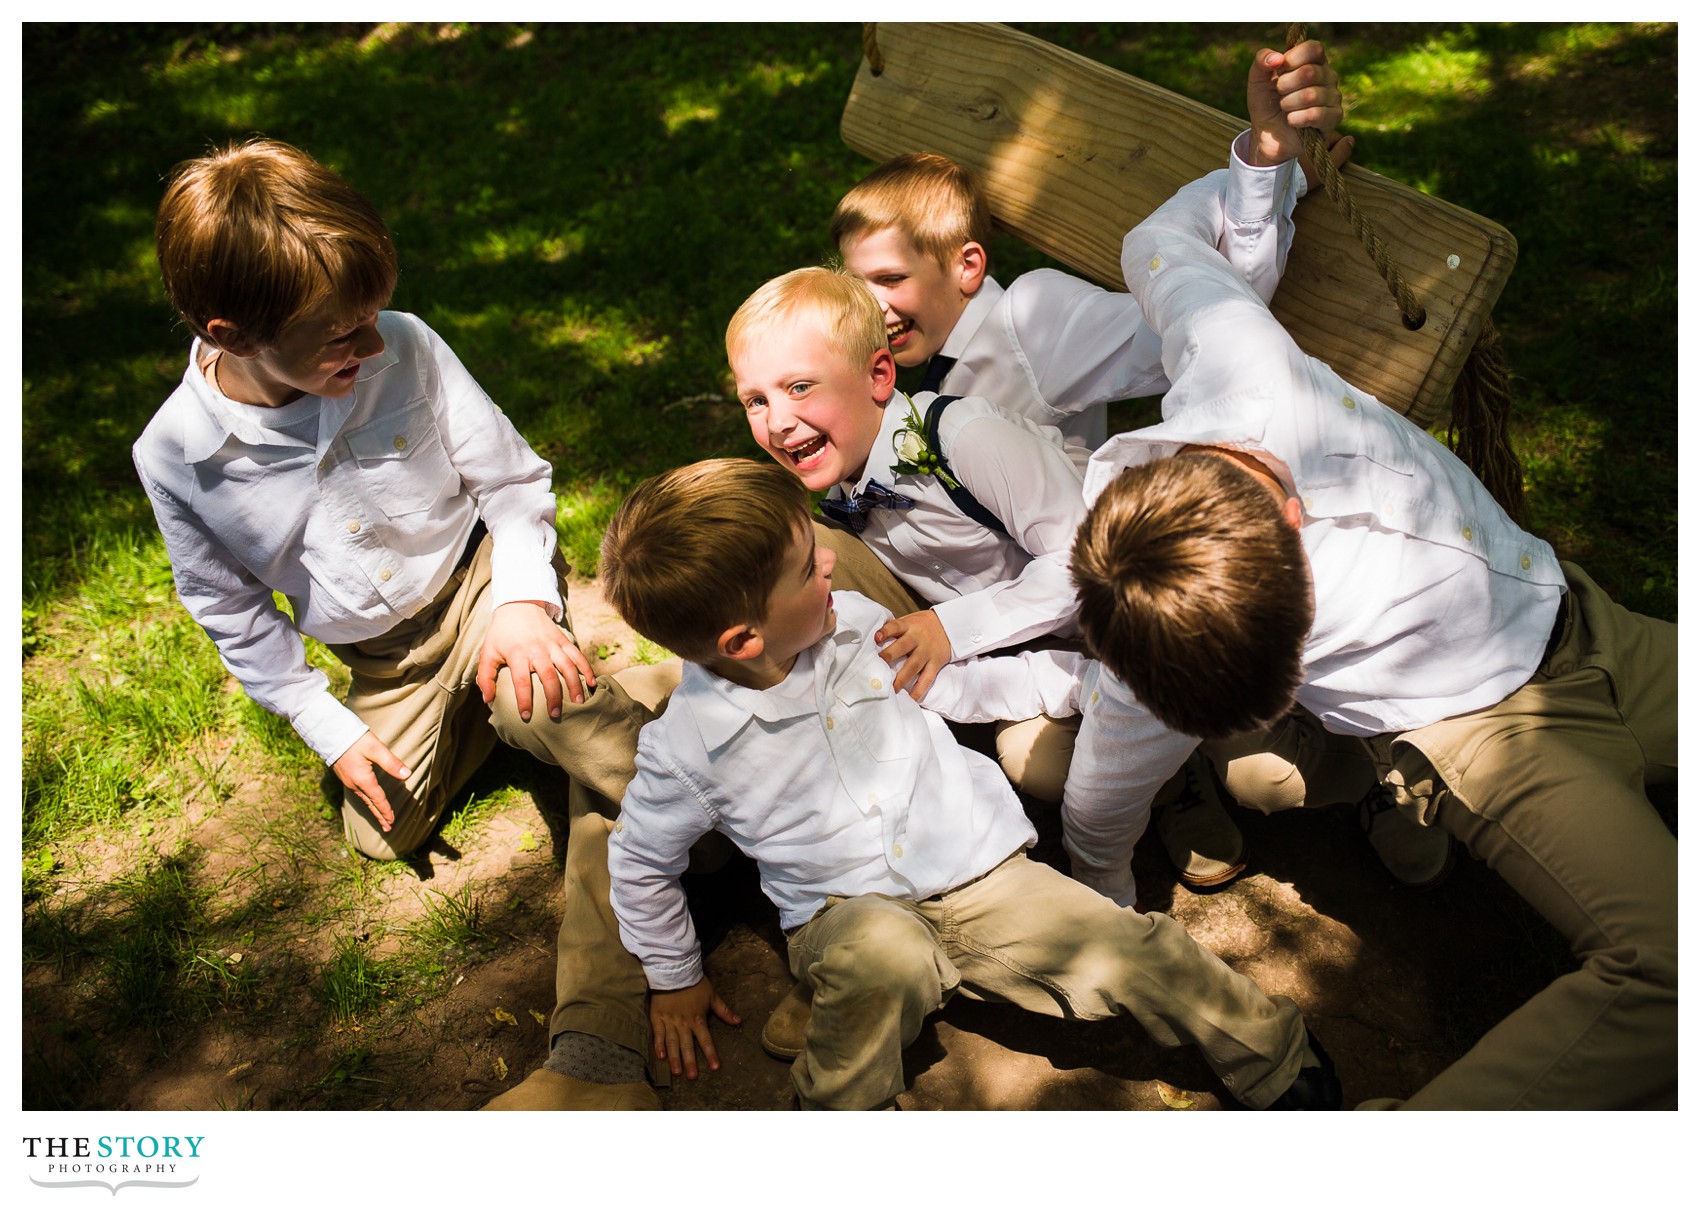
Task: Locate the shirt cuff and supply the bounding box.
[1228,128,1300,219]
[293,691,377,767]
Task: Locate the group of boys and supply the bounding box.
[134,37,1675,1112]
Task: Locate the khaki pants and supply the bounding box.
[1208,563,1677,1109]
[330,535,662,859]
[1365,563,1677,1109]
[784,853,1308,1109]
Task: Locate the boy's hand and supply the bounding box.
[649,978,740,1080]
[478,601,596,722]
[876,609,952,702]
[1247,40,1350,188]
[331,730,411,831]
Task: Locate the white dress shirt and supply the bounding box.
[1061,159,1566,905]
[607,591,1086,991]
[934,130,1304,449]
[133,311,563,765]
[830,390,1091,661]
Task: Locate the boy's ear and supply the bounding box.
[1282,496,1304,531]
[716,622,765,662]
[205,318,261,358]
[869,347,897,404]
[955,241,988,297]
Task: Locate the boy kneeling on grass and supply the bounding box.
[598,457,1340,1110]
[134,138,665,865]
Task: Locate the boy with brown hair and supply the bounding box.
[829,39,1351,889]
[134,138,662,865]
[598,456,1340,1111]
[1066,162,1677,1108]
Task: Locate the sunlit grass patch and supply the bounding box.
[319,934,401,1024]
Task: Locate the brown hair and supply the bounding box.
[601,458,811,661]
[1070,452,1313,740]
[155,138,398,346]
[725,266,887,372]
[829,152,992,268]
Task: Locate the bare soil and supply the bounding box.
[21,578,1669,1112]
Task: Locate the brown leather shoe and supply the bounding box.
[481,1067,661,1111]
[760,981,812,1061]
[1154,753,1247,888]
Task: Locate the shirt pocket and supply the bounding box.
[343,398,458,518]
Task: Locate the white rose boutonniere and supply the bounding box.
[890,400,960,489]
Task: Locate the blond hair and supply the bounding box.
[601,459,811,661]
[829,152,991,267]
[725,266,888,371]
[1071,453,1313,740]
[155,137,398,346]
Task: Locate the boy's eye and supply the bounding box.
[788,381,811,396]
[743,395,766,412]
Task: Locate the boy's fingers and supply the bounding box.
[1329,134,1355,169]
[692,1021,721,1071]
[712,994,742,1026]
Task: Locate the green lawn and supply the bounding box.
[20,22,1676,1098]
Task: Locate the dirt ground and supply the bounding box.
[21,578,1671,1113]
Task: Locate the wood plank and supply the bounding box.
[842,22,1517,426]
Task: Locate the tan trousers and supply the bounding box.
[330,536,661,859]
[1210,563,1676,1109]
[785,853,1308,1109]
[1364,563,1677,1109]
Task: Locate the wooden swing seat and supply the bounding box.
[841,22,1516,428]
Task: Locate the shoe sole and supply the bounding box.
[1177,856,1248,889]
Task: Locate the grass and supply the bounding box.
[19,21,1675,1110]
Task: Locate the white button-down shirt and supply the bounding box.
[934,130,1304,449]
[607,591,1085,991]
[832,390,1091,661]
[132,311,563,765]
[1061,157,1566,905]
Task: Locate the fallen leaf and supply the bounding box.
[492,1056,509,1081]
[225,1061,254,1078]
[1155,1081,1197,1110]
[228,952,243,964]
[490,1007,518,1027]
[516,829,539,853]
[529,1010,547,1027]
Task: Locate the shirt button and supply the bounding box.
[1149,255,1161,270]
[870,677,883,691]
[347,520,361,534]
[1462,526,1474,542]
[1091,690,1099,705]
[1520,554,1532,570]
[1302,496,1314,510]
[613,820,623,833]
[826,716,835,730]
[380,568,392,581]
[1342,396,1357,410]
[866,794,878,807]
[392,435,408,451]
[892,843,904,858]
[317,458,327,470]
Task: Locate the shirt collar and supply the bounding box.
[687,613,870,752]
[837,389,915,500]
[938,275,1003,361]
[175,326,404,465]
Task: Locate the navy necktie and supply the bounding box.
[817,479,916,534]
[919,354,958,395]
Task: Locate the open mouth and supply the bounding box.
[886,318,913,345]
[785,434,828,466]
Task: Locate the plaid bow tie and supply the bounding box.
[817,479,916,534]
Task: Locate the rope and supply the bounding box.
[1284,22,1525,522]
[862,23,884,76]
